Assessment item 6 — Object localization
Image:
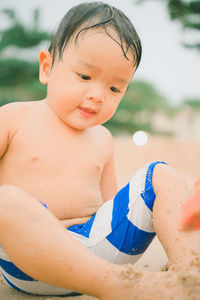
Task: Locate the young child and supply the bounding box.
[181,175,200,230]
[0,2,199,299]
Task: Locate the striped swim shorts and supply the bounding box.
[0,161,167,296]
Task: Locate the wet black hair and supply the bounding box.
[48,1,142,68]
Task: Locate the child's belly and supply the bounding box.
[0,168,104,220]
[37,179,104,219]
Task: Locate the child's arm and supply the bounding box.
[0,102,29,159]
[100,130,118,202]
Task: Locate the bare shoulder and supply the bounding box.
[0,101,31,119]
[90,125,114,146]
[0,100,42,124]
[89,125,114,160]
[0,101,33,158]
[0,101,34,141]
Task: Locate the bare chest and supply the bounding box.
[0,126,106,219]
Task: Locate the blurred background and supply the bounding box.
[0,0,200,278]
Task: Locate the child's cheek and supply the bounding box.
[101,106,118,123]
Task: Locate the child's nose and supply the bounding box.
[87,87,105,104]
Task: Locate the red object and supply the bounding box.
[181,179,200,230]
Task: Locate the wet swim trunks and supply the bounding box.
[0,161,167,296]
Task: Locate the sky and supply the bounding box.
[0,0,200,106]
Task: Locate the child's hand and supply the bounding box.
[181,186,200,230]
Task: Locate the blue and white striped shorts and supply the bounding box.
[0,161,166,296]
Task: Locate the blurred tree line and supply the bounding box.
[0,9,49,106]
[137,0,200,50]
[0,7,198,135]
[134,0,200,132]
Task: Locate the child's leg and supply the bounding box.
[68,162,161,265]
[67,162,200,299]
[0,172,199,299]
[68,161,200,271]
[0,184,132,299]
[152,164,200,270]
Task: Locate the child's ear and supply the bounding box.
[39,50,52,84]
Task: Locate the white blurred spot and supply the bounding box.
[132,131,148,146]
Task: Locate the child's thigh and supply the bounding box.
[68,161,167,264]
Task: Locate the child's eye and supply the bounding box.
[110,86,120,93]
[78,73,91,80]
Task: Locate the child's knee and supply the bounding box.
[152,163,188,199]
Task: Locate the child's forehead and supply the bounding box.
[66,27,135,63]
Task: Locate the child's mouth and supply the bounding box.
[78,107,96,118]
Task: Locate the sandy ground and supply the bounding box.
[0,135,200,299]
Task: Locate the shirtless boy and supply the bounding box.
[0,2,199,299]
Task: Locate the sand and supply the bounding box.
[0,135,200,299]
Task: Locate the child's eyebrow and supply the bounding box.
[113,76,128,85]
[78,60,128,85]
[79,60,100,71]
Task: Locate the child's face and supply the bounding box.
[42,29,135,131]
